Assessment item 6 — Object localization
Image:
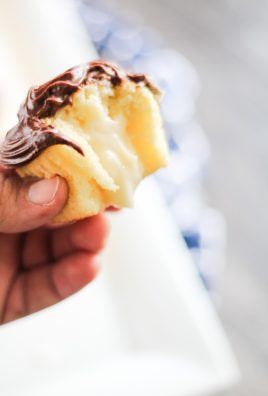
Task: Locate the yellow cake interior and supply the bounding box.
[18,79,169,223]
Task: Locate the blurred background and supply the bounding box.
[0,0,267,395]
[111,0,268,394]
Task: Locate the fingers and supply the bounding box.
[22,228,51,268]
[20,213,108,271]
[0,234,21,320]
[2,266,60,323]
[51,214,108,260]
[1,276,25,324]
[51,251,98,299]
[1,251,98,324]
[0,174,68,233]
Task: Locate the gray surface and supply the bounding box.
[115,0,268,394]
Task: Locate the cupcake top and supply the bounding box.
[0,60,159,167]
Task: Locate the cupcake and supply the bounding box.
[1,60,169,223]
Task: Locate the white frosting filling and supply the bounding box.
[48,84,144,207]
[84,113,143,206]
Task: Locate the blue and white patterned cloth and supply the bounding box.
[79,0,226,290]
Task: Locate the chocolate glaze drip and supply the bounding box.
[0,60,159,167]
[1,119,84,167]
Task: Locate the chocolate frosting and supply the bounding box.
[0,60,158,167]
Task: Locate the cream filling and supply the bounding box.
[47,84,144,207]
[83,115,143,206]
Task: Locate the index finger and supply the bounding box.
[51,213,109,260]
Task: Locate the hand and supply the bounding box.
[0,173,108,324]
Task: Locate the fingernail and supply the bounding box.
[28,177,59,205]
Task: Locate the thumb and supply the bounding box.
[0,174,68,233]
